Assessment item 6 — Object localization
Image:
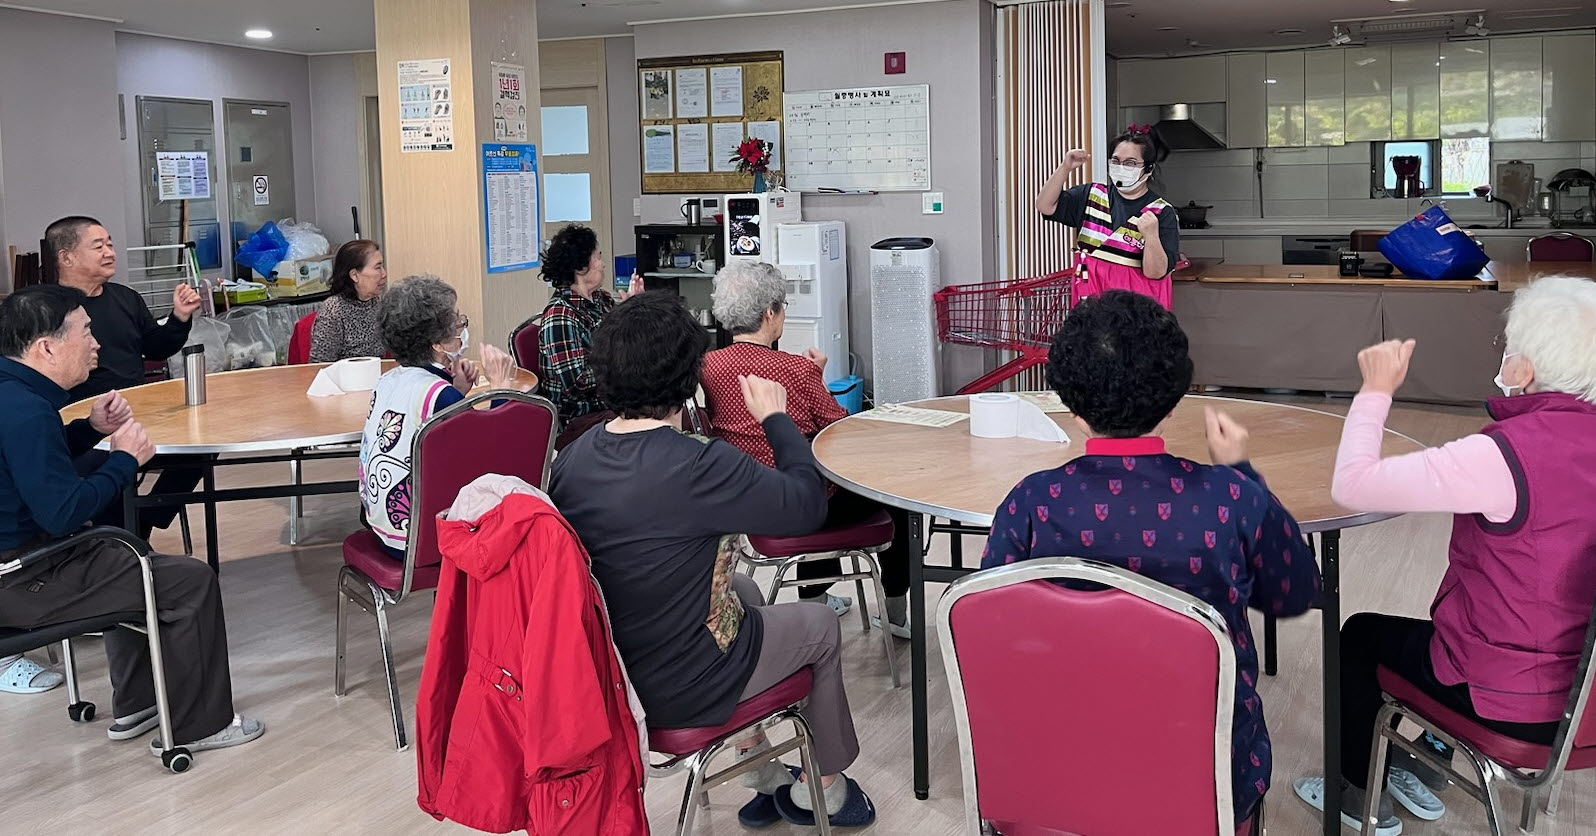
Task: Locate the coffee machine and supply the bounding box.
[1391,155,1423,198]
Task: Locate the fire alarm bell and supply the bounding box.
[885,52,906,75]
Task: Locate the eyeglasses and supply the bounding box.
[1109,157,1146,169]
[454,314,470,334]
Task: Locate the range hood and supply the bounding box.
[1120,103,1228,151]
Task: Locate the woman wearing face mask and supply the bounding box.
[1034,125,1180,309]
[359,274,531,559]
[1292,276,1596,834]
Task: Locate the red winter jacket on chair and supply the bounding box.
[416,479,648,835]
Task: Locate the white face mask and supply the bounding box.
[1493,351,1521,397]
[444,326,470,362]
[1109,163,1150,193]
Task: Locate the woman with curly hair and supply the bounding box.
[981,290,1320,835]
[359,275,529,558]
[551,292,877,828]
[536,224,643,450]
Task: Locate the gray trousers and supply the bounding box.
[0,539,235,743]
[732,573,860,775]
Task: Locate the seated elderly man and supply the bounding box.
[552,292,877,828]
[360,275,527,559]
[699,260,911,632]
[0,285,262,752]
[1295,276,1596,833]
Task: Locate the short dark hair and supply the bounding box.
[379,274,458,367]
[539,224,599,290]
[45,216,104,267]
[329,239,381,300]
[0,285,88,358]
[590,292,706,420]
[1046,291,1192,437]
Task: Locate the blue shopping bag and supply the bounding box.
[1377,206,1490,280]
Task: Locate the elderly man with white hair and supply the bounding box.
[1294,276,1596,834]
[699,260,911,634]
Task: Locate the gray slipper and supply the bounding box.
[149,714,265,755]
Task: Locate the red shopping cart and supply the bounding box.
[933,269,1074,395]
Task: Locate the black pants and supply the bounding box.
[74,452,206,538]
[797,490,911,600]
[0,538,234,743]
[1341,612,1559,789]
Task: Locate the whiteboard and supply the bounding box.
[783,85,930,192]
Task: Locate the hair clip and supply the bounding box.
[1125,123,1152,136]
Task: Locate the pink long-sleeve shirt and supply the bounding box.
[1332,392,1516,523]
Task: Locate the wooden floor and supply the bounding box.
[2,395,1589,835]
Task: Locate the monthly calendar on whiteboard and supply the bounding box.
[784,85,930,192]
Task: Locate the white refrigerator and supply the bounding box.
[775,221,849,384]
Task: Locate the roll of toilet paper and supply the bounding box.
[332,357,382,392]
[969,393,1020,439]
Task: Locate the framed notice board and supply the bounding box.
[638,51,784,194]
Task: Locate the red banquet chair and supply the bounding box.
[508,313,542,375]
[334,389,557,749]
[647,668,833,836]
[1526,232,1595,263]
[1360,598,1596,835]
[287,311,317,365]
[938,557,1254,836]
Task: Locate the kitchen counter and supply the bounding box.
[1179,220,1572,238]
[1166,261,1596,404]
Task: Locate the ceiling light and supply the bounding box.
[1274,28,1305,35]
[245,28,273,40]
[1157,26,1179,31]
[1265,78,1279,84]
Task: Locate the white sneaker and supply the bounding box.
[1387,766,1446,821]
[1294,776,1403,836]
[823,594,853,617]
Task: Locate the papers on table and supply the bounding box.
[855,404,969,428]
[1016,391,1069,413]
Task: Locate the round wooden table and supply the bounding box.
[60,363,538,568]
[814,394,1425,828]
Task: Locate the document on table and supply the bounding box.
[855,404,969,428]
[1016,392,1069,413]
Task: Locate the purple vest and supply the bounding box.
[1430,392,1596,723]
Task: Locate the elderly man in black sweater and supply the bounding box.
[48,216,205,538]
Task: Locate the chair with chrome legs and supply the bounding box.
[742,511,901,688]
[647,668,833,836]
[1359,599,1596,836]
[334,389,558,749]
[0,526,192,773]
[938,557,1257,836]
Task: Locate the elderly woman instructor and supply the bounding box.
[1294,276,1596,834]
[1035,125,1180,308]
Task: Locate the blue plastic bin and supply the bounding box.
[828,375,864,414]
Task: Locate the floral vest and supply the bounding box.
[360,366,454,551]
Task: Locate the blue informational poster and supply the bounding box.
[482,143,541,273]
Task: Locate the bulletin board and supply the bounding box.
[638,51,784,195]
[783,84,931,192]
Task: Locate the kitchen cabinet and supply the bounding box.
[1118,56,1228,107]
[1439,41,1490,138]
[1227,53,1268,150]
[1345,47,1393,142]
[1491,37,1543,141]
[1542,34,1596,142]
[1390,43,1441,140]
[1266,52,1306,147]
[1304,51,1346,147]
